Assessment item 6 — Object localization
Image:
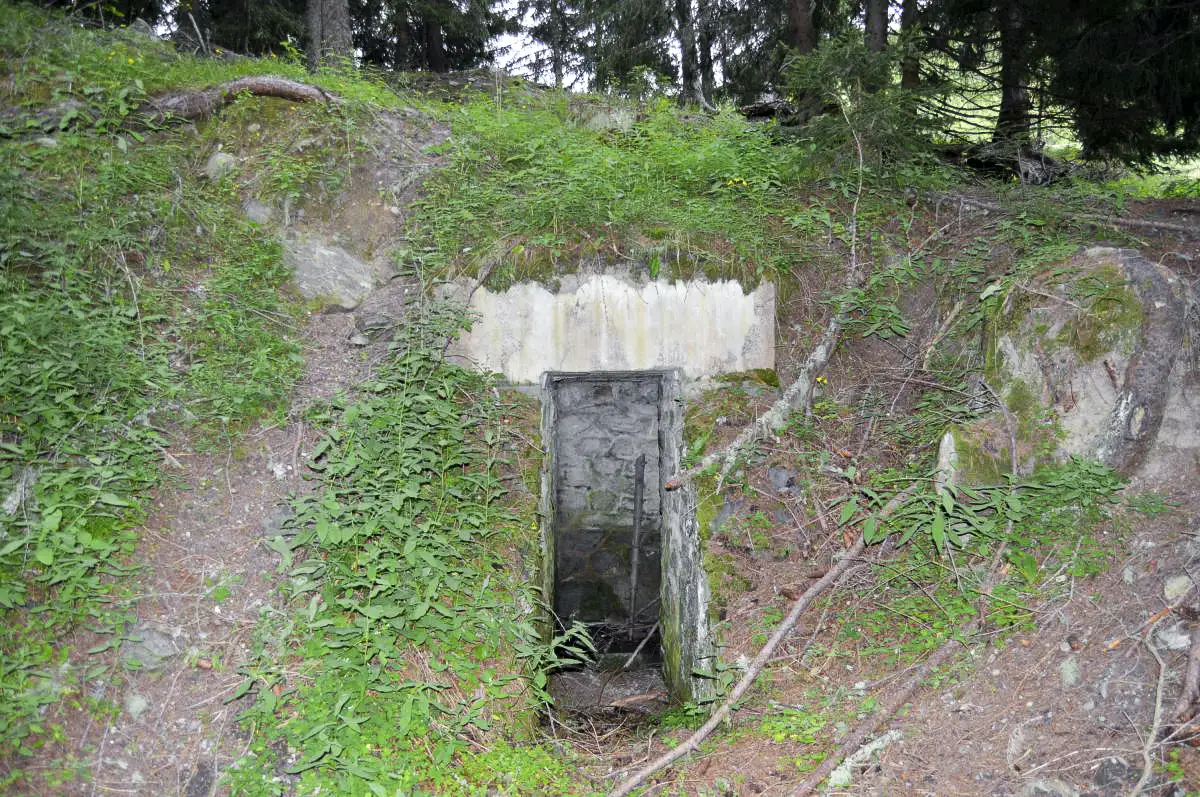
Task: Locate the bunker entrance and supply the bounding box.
[541,371,713,712]
[550,373,665,666]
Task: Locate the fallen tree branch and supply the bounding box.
[794,379,1021,794]
[795,622,973,794]
[608,485,918,797]
[684,314,850,487]
[1132,625,1171,797]
[143,76,337,124]
[947,195,1198,237]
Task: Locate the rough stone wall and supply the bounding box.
[658,370,715,703]
[552,376,663,640]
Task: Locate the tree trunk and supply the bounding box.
[993,2,1032,144]
[674,0,704,105]
[306,0,353,69]
[899,0,920,90]
[395,17,411,70]
[698,10,715,104]
[551,0,565,89]
[426,18,446,72]
[865,0,888,53]
[788,0,817,54]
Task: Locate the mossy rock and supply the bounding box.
[987,247,1187,475]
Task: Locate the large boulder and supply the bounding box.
[988,247,1191,478]
[283,233,386,312]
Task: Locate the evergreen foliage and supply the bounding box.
[49,0,1200,164]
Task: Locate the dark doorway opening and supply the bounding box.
[548,372,665,668]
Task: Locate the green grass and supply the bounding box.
[408,93,848,290]
[0,1,391,780]
[227,304,583,795]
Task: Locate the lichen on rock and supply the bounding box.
[986,247,1187,477]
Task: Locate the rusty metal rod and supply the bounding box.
[628,453,646,640]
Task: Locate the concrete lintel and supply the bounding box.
[449,275,775,384]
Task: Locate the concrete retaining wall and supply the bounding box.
[450,275,775,383]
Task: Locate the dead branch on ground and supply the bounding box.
[947,195,1198,237]
[794,382,1020,794]
[1133,626,1171,797]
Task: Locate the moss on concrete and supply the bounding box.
[694,473,720,541]
[716,368,781,388]
[703,547,752,620]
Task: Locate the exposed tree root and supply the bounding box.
[5,75,337,135]
[607,486,918,797]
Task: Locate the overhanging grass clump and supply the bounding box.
[409,94,825,290]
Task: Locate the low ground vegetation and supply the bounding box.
[1,4,1197,795]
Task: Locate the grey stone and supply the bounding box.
[260,506,292,536]
[1059,655,1081,688]
[935,430,958,495]
[1155,622,1191,651]
[34,136,58,148]
[767,466,797,494]
[712,496,746,537]
[352,311,397,342]
[120,624,178,670]
[1164,574,1193,603]
[242,198,273,225]
[284,234,379,311]
[123,692,150,720]
[1016,779,1080,797]
[580,106,636,134]
[993,247,1190,479]
[2,466,37,515]
[1090,758,1135,796]
[184,760,215,797]
[203,151,237,180]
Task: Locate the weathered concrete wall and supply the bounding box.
[540,370,714,702]
[451,275,775,383]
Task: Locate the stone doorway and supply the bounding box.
[550,373,664,661]
[540,371,713,706]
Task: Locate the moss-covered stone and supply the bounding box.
[1056,264,1142,362]
[948,424,1010,484]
